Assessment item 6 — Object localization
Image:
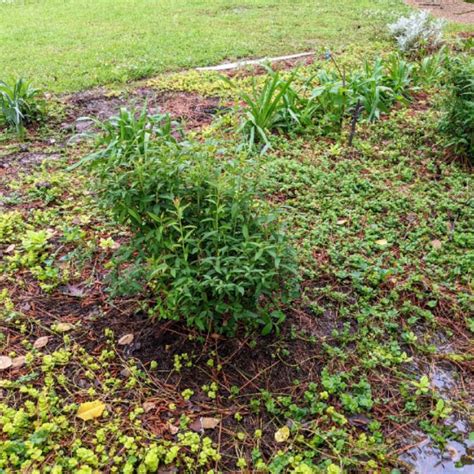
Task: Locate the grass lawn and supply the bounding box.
[0,0,413,92]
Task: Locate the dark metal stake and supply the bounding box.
[348,100,362,147]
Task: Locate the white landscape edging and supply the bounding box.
[196,52,315,72]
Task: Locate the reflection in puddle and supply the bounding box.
[400,430,474,473]
[430,365,457,393]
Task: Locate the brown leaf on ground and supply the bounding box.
[142,401,156,413]
[118,333,134,345]
[157,467,178,474]
[168,423,179,435]
[0,356,13,370]
[189,417,220,432]
[33,336,50,349]
[4,244,15,254]
[63,284,85,297]
[11,356,26,368]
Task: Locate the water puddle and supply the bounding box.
[430,364,457,393]
[400,422,473,473]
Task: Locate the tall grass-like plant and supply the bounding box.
[413,47,447,86]
[349,55,415,121]
[70,106,182,169]
[76,107,297,335]
[384,54,414,100]
[232,54,417,149]
[0,78,44,135]
[225,67,298,152]
[349,59,394,121]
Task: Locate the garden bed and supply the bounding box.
[1,39,473,474]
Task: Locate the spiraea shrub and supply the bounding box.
[388,11,445,54]
[76,107,297,335]
[439,56,474,162]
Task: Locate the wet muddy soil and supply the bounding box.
[63,89,223,132]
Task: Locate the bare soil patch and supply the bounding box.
[63,89,223,132]
[406,0,474,24]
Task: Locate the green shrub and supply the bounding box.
[0,78,44,135]
[316,54,415,124]
[77,108,297,335]
[348,58,395,122]
[439,56,474,162]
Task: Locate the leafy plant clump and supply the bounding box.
[226,67,299,152]
[77,107,297,335]
[233,54,418,151]
[439,56,474,162]
[0,78,44,135]
[388,11,445,54]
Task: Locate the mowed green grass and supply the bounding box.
[0,0,410,92]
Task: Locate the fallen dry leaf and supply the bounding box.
[19,302,31,312]
[189,419,202,432]
[274,426,290,443]
[168,423,179,435]
[118,333,134,345]
[431,239,442,250]
[0,356,13,370]
[120,367,131,377]
[54,322,74,333]
[5,244,15,254]
[142,401,156,413]
[189,417,220,432]
[375,239,388,246]
[63,284,85,297]
[77,400,106,421]
[11,356,26,368]
[447,446,457,459]
[348,414,371,427]
[337,219,347,225]
[33,336,50,349]
[201,417,220,429]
